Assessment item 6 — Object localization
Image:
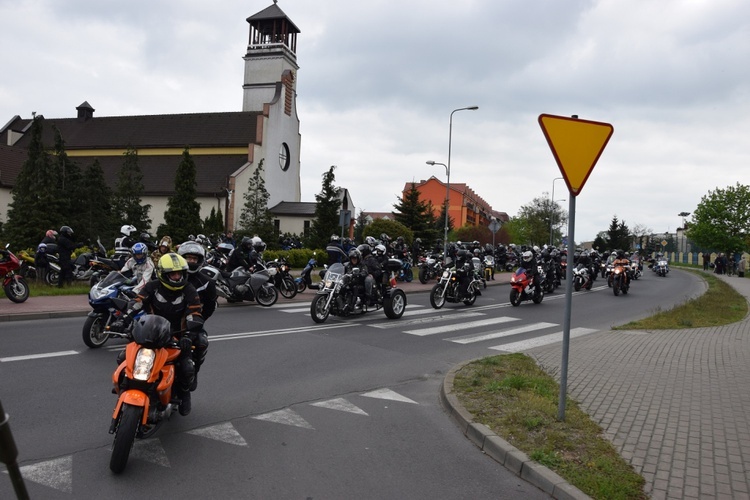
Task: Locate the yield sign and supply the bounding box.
[538,114,613,196]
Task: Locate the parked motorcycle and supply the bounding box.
[82,271,141,348]
[310,261,407,323]
[295,255,318,292]
[611,261,630,296]
[509,267,543,306]
[109,315,188,473]
[1,244,30,303]
[417,254,442,284]
[17,249,38,280]
[395,257,413,282]
[266,256,297,299]
[213,265,278,306]
[573,263,594,291]
[429,262,483,309]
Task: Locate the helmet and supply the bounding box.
[473,249,482,256]
[139,232,152,243]
[45,229,57,239]
[365,236,377,247]
[357,244,371,257]
[131,314,172,349]
[348,248,361,265]
[240,236,253,252]
[533,245,540,253]
[177,241,206,273]
[59,225,74,238]
[157,253,189,291]
[415,238,421,244]
[380,233,390,242]
[522,251,533,263]
[132,242,148,264]
[251,237,266,253]
[158,236,172,250]
[330,235,340,242]
[120,225,136,237]
[397,236,404,243]
[374,244,386,256]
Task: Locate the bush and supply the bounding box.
[262,248,327,268]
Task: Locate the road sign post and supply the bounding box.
[538,114,613,421]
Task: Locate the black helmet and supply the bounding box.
[357,244,371,257]
[241,236,253,251]
[59,225,74,238]
[348,248,361,264]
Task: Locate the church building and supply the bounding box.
[0,1,337,238]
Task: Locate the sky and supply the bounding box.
[1,0,748,243]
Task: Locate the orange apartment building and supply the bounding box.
[403,176,508,229]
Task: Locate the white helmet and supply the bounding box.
[120,224,136,237]
[522,251,533,262]
[374,244,386,256]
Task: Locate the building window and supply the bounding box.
[279,142,290,171]
[303,220,310,238]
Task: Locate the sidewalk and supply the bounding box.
[443,271,750,499]
[0,272,512,322]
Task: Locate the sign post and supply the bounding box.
[538,114,613,421]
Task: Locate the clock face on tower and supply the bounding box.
[279,142,290,171]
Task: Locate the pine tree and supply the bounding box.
[163,147,203,243]
[53,126,86,238]
[79,158,114,244]
[238,159,275,242]
[112,147,152,234]
[202,207,225,237]
[3,116,60,248]
[393,183,430,238]
[308,166,341,249]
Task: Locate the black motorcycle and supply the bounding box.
[429,262,483,309]
[417,253,443,284]
[266,257,297,299]
[310,261,407,323]
[210,265,278,306]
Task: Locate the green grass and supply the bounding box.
[452,269,749,499]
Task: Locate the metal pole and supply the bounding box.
[0,399,30,500]
[558,196,575,421]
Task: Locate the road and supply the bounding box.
[0,269,703,499]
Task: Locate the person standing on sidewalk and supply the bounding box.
[738,255,747,278]
[56,226,83,287]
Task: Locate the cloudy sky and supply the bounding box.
[1,0,748,242]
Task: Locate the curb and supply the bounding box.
[0,310,88,322]
[440,359,591,500]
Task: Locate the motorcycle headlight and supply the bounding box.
[90,285,112,301]
[442,270,450,278]
[133,348,156,381]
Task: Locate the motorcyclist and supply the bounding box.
[392,236,408,261]
[178,241,217,322]
[326,235,348,266]
[57,225,84,287]
[151,235,173,267]
[521,250,541,295]
[344,247,366,310]
[114,225,137,267]
[361,244,384,306]
[613,250,632,286]
[122,253,204,416]
[411,238,422,266]
[119,242,155,295]
[227,236,262,273]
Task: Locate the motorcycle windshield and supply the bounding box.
[97,271,128,288]
[515,267,527,277]
[323,263,345,285]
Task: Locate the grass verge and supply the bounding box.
[452,270,748,499]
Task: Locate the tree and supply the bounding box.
[238,159,274,243]
[53,126,86,238]
[393,183,429,235]
[353,209,369,243]
[514,196,567,247]
[79,159,114,244]
[203,207,225,237]
[605,216,631,251]
[162,147,203,244]
[435,199,454,243]
[631,223,652,253]
[308,166,341,249]
[687,183,750,254]
[3,116,60,248]
[362,218,413,245]
[112,147,152,233]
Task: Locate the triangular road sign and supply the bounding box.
[538,114,613,196]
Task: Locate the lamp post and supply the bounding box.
[430,106,479,260]
[549,177,564,246]
[678,211,690,257]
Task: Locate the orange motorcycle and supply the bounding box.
[109,315,191,473]
[611,260,630,296]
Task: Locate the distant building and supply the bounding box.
[402,177,508,228]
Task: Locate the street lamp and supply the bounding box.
[431,106,479,261]
[678,211,690,256]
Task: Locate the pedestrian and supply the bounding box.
[151,235,173,267]
[738,255,746,278]
[34,242,49,283]
[702,252,710,271]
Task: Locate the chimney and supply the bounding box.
[76,101,95,121]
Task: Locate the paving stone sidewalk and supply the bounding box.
[527,273,750,499]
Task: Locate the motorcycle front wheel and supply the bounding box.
[256,285,278,307]
[613,280,620,296]
[574,279,582,292]
[418,267,428,284]
[404,268,413,283]
[429,283,446,309]
[110,403,142,473]
[4,278,29,303]
[82,314,110,348]
[310,294,331,323]
[510,288,521,306]
[45,269,59,286]
[384,289,407,319]
[296,280,307,293]
[279,276,297,299]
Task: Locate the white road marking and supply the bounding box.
[132,438,171,467]
[448,322,558,344]
[14,456,72,494]
[405,316,520,337]
[368,311,485,329]
[0,350,78,362]
[277,306,311,313]
[489,327,599,352]
[253,408,314,429]
[360,388,418,404]
[311,398,368,416]
[188,422,248,446]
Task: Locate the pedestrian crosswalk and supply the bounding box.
[271,302,600,353]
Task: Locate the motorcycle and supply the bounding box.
[295,255,318,292]
[509,267,543,306]
[483,255,495,282]
[611,261,630,296]
[472,256,487,289]
[395,257,413,282]
[630,261,642,280]
[310,261,407,323]
[1,244,30,303]
[213,265,278,306]
[654,258,669,277]
[573,263,594,291]
[87,239,124,286]
[108,315,188,473]
[82,271,142,348]
[266,256,297,299]
[17,249,38,280]
[429,262,483,309]
[417,254,442,284]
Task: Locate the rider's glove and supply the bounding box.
[178,336,193,355]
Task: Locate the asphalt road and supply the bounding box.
[0,269,703,499]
